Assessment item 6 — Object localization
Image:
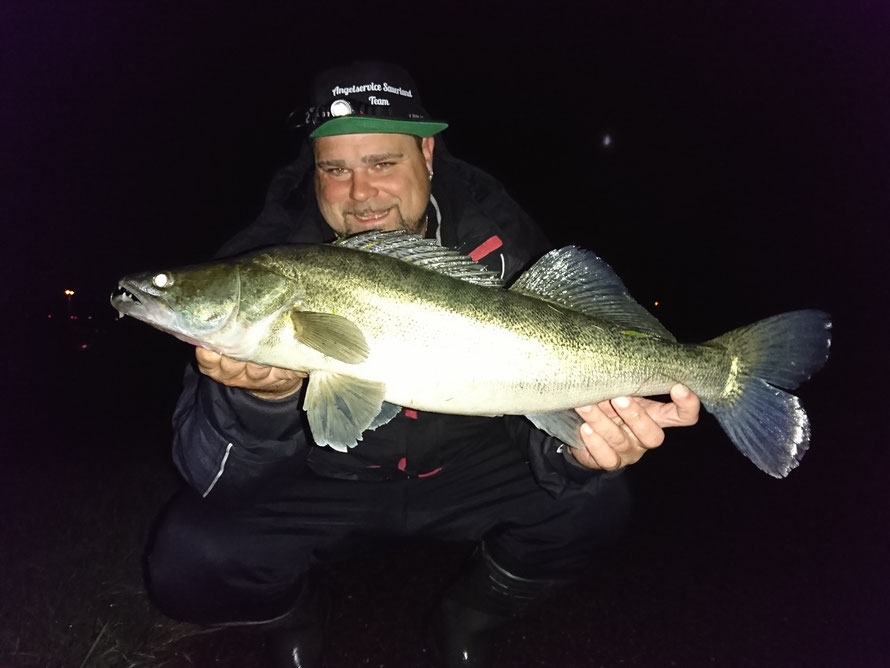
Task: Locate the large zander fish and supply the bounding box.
[111,231,831,477]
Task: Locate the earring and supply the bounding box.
[428,171,434,182]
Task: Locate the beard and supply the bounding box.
[339,204,428,238]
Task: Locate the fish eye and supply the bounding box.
[152,272,173,288]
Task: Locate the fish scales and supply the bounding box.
[240,245,736,414]
[111,231,831,477]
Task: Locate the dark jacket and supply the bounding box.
[171,142,605,506]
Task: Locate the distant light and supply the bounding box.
[653,301,660,307]
[64,289,75,296]
[69,315,77,320]
[47,314,52,319]
[602,134,612,147]
[80,344,89,350]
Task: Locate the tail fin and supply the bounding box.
[702,310,831,478]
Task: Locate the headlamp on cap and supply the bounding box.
[299,97,378,128]
[297,62,449,138]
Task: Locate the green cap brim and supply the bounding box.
[310,116,449,138]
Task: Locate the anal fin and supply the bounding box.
[526,410,585,450]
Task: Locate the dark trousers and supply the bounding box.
[147,443,631,624]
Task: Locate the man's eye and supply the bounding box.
[373,162,394,170]
[327,168,348,176]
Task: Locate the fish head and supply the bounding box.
[111,260,245,351]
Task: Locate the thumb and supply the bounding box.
[669,384,700,425]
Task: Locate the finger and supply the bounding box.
[274,368,309,383]
[669,384,700,426]
[243,362,274,382]
[262,366,308,384]
[610,396,665,450]
[575,405,631,468]
[591,399,619,420]
[576,424,623,470]
[576,404,618,441]
[195,347,221,372]
[579,402,640,452]
[213,354,246,380]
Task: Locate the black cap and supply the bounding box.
[303,61,449,138]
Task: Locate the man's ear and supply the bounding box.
[422,136,435,173]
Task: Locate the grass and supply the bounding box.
[1,316,199,667]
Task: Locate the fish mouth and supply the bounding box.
[110,281,201,345]
[110,278,163,317]
[110,276,243,350]
[111,282,146,316]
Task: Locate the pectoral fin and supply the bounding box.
[291,310,370,364]
[302,371,386,451]
[526,410,585,450]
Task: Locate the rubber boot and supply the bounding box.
[426,544,564,668]
[262,578,330,668]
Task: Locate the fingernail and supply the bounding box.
[578,404,592,414]
[674,384,689,398]
[614,396,630,409]
[581,423,593,435]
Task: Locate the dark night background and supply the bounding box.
[1,1,888,666]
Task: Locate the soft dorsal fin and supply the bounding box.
[335,230,503,287]
[510,246,675,341]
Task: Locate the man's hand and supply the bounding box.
[568,384,701,471]
[195,348,307,401]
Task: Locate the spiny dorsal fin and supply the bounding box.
[334,230,503,287]
[510,246,675,341]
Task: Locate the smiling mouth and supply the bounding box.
[350,208,392,223]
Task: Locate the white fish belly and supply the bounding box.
[248,287,703,416]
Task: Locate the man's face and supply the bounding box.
[313,133,435,237]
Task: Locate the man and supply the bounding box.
[147,62,700,667]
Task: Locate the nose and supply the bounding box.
[350,169,378,201]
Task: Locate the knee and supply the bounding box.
[145,497,235,621]
[146,490,317,623]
